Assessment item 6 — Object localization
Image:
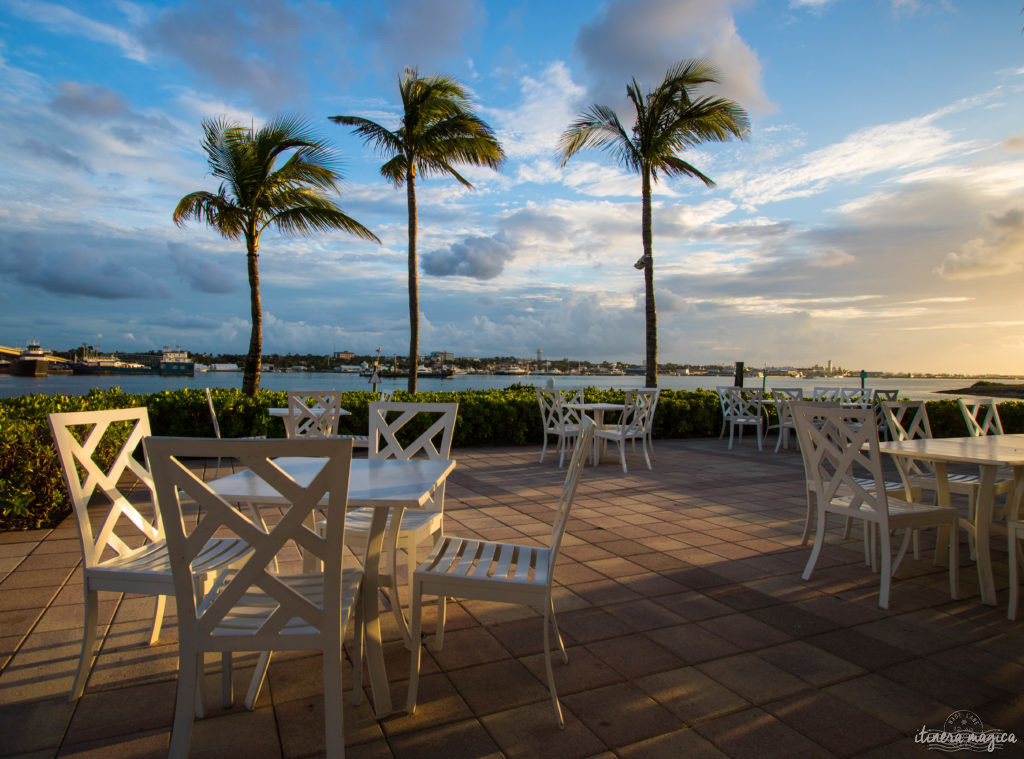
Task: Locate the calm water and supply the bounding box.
[0,370,998,401]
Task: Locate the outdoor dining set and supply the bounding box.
[38,383,1023,757]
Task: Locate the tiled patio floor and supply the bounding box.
[1,437,1022,758]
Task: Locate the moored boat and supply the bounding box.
[12,341,51,377]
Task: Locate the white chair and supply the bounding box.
[812,387,840,401]
[959,398,1004,436]
[769,387,803,452]
[792,404,959,609]
[204,388,265,475]
[147,436,361,759]
[536,387,583,467]
[716,386,737,439]
[340,389,393,450]
[883,400,1015,558]
[341,401,458,645]
[840,387,871,405]
[637,387,661,459]
[871,390,899,440]
[720,387,766,450]
[48,408,252,701]
[408,417,595,728]
[791,401,905,549]
[594,389,654,472]
[284,390,345,438]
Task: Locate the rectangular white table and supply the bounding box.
[268,407,351,417]
[208,456,456,716]
[878,434,1024,606]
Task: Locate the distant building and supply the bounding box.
[335,351,355,360]
[430,351,454,362]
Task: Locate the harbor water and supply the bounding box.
[0,370,1000,401]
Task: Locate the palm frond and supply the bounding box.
[269,205,380,241]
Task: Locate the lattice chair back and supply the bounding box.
[379,389,394,402]
[812,387,840,401]
[635,388,660,435]
[535,387,560,432]
[881,401,937,480]
[284,390,344,438]
[840,387,871,405]
[147,436,355,759]
[549,418,595,564]
[791,405,894,529]
[556,388,585,428]
[735,387,765,419]
[873,389,899,403]
[620,389,651,435]
[49,408,159,569]
[369,402,458,461]
[959,398,1004,437]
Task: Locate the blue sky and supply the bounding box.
[1,0,1022,373]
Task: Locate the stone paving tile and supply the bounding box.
[2,438,1021,758]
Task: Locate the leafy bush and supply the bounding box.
[2,385,1021,531]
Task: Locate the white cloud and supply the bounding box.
[489,61,586,159]
[5,0,148,62]
[574,0,773,115]
[725,113,975,207]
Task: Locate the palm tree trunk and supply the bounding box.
[406,166,419,395]
[642,169,657,388]
[242,233,262,396]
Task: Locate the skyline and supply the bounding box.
[1,1,1023,374]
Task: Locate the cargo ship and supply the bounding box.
[72,348,195,376]
[11,341,52,377]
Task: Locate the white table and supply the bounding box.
[568,402,625,465]
[878,434,1024,606]
[268,407,351,417]
[208,456,456,716]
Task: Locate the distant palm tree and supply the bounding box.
[330,68,505,393]
[174,115,379,396]
[559,60,749,388]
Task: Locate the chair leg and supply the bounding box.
[148,594,167,646]
[433,593,447,652]
[387,538,412,648]
[169,653,200,759]
[802,512,828,581]
[1009,526,1021,620]
[618,440,627,473]
[221,652,233,709]
[322,643,345,759]
[800,492,815,546]
[406,578,423,714]
[352,586,364,705]
[948,519,959,601]
[728,422,735,450]
[878,527,893,609]
[549,597,568,664]
[540,433,548,463]
[244,652,271,711]
[70,587,99,701]
[542,602,565,729]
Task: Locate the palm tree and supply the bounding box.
[174,115,379,396]
[330,68,505,393]
[559,60,749,388]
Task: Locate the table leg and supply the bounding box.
[362,505,399,717]
[975,465,997,606]
[592,410,604,465]
[933,462,951,567]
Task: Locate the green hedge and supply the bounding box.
[2,386,1021,531]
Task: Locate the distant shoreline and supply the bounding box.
[938,382,1024,399]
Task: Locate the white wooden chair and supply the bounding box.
[871,390,900,440]
[812,387,840,401]
[716,386,737,439]
[769,387,803,452]
[341,389,393,450]
[204,388,265,475]
[792,404,958,609]
[839,387,871,406]
[341,401,458,645]
[636,387,660,459]
[959,398,1004,436]
[1008,518,1024,620]
[48,408,252,701]
[284,390,345,438]
[594,389,654,472]
[720,387,766,450]
[147,436,361,759]
[536,387,584,467]
[407,417,595,728]
[883,400,1015,558]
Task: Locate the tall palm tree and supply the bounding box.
[330,68,505,393]
[174,115,379,396]
[559,60,749,388]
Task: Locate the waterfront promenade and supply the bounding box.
[0,437,1021,757]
